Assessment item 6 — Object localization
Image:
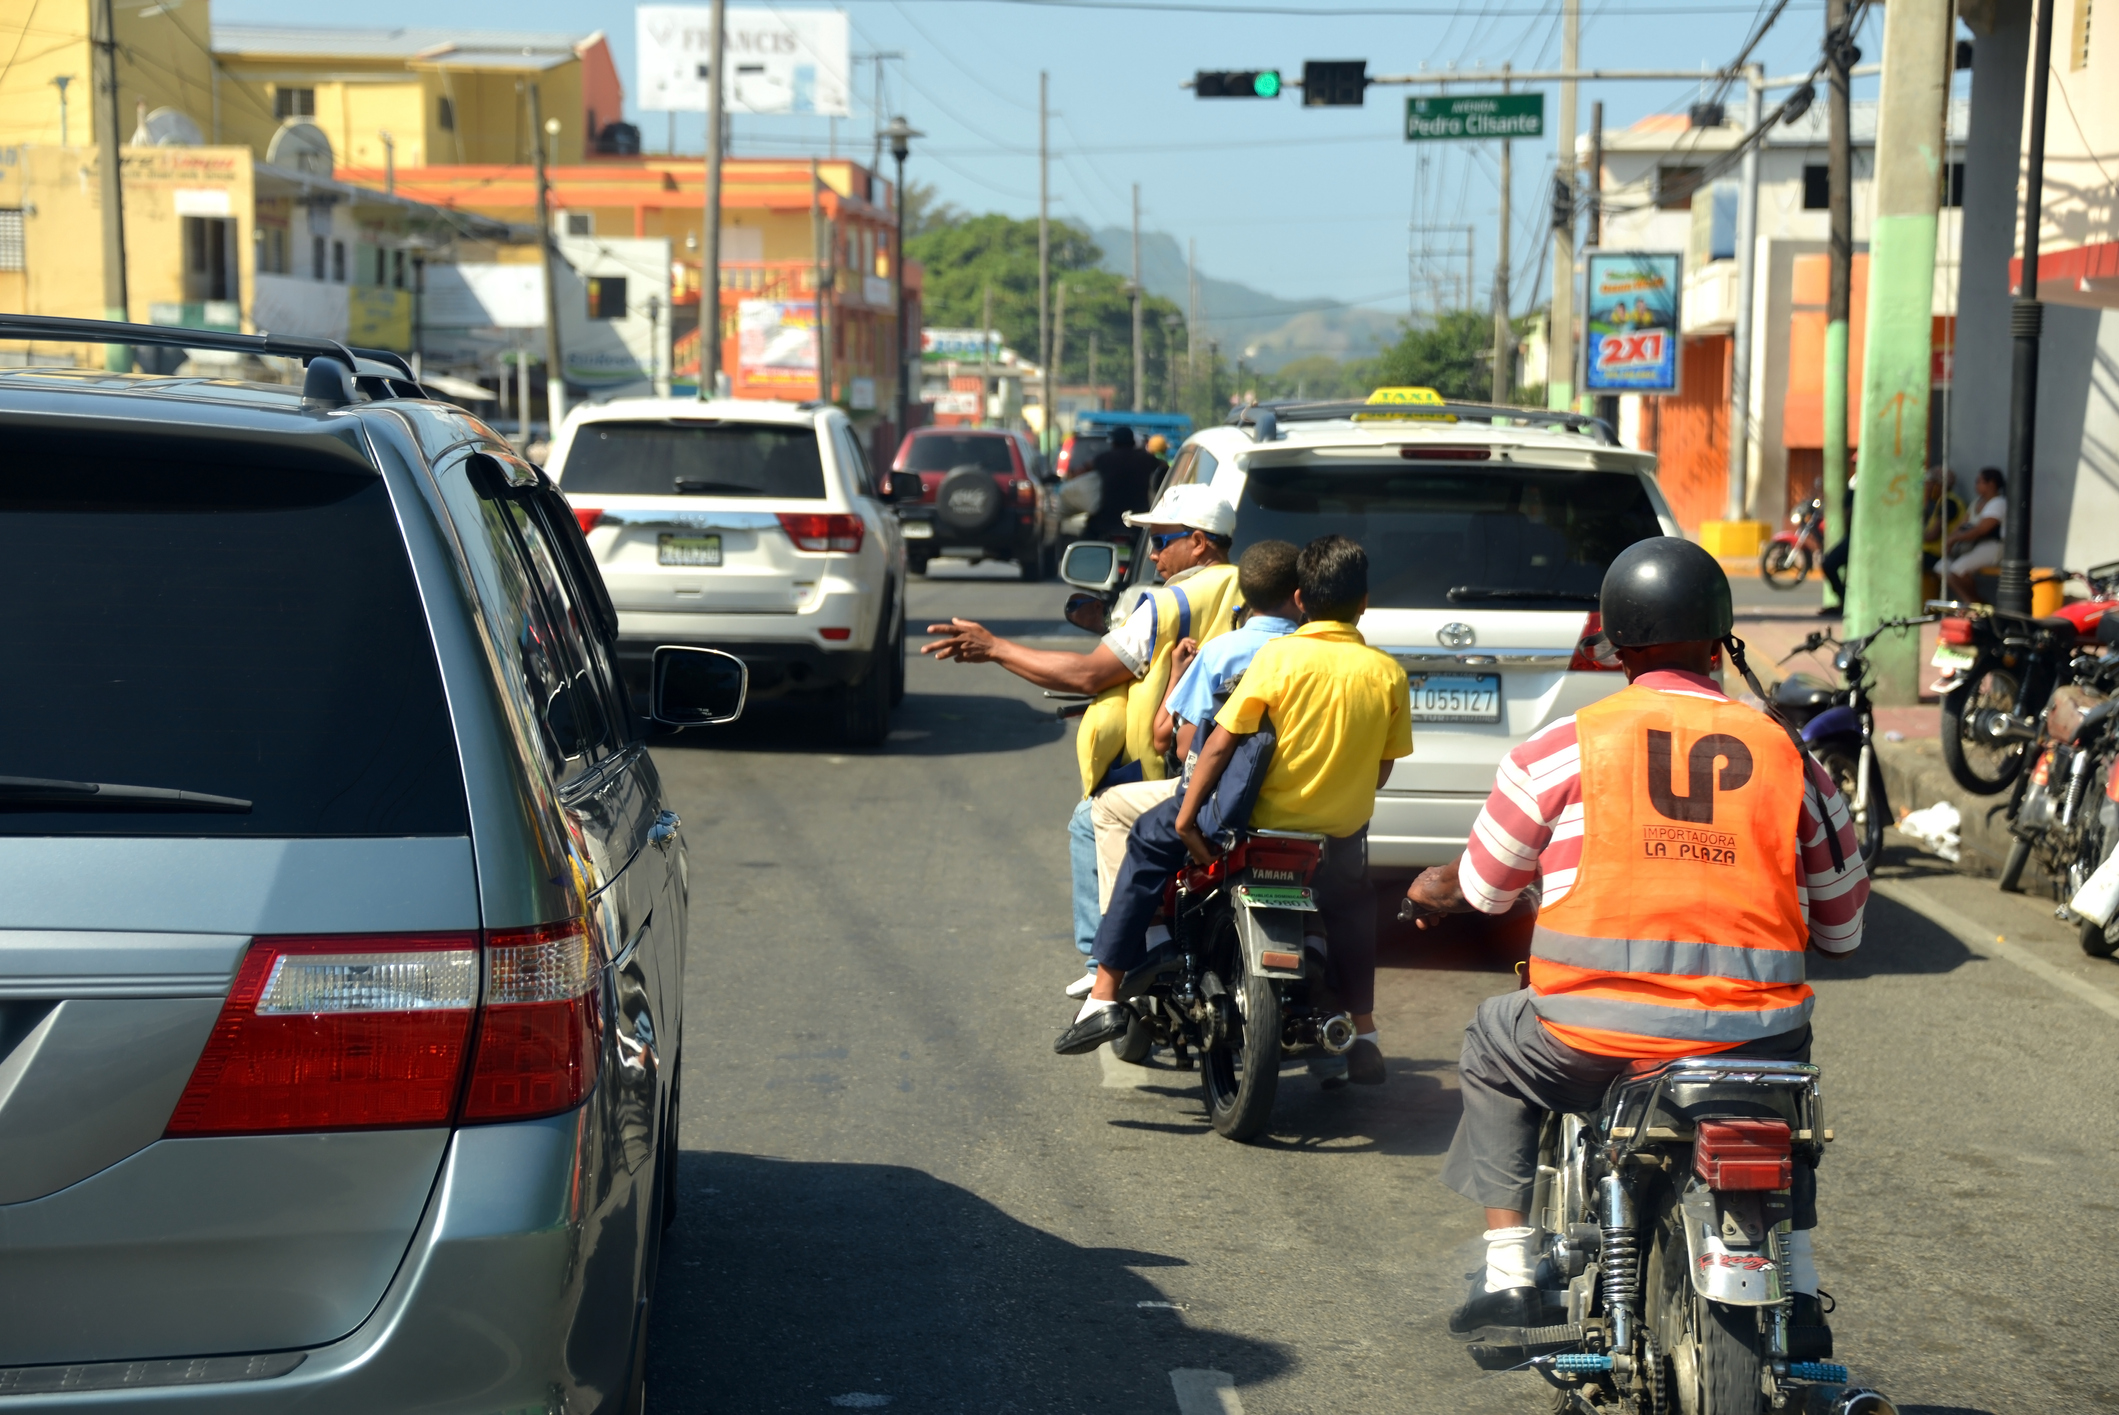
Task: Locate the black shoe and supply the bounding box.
[1789,1293,1834,1359]
[1448,1286,1540,1336]
[1054,1003,1132,1055]
[1347,1038,1386,1085]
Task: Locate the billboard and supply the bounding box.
[636,6,851,116]
[737,298,819,398]
[922,327,1003,362]
[1583,251,1682,394]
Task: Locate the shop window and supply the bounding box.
[564,212,593,236]
[1944,161,1965,208]
[181,216,237,303]
[393,250,406,289]
[274,87,315,120]
[259,226,288,275]
[438,95,456,131]
[587,275,628,320]
[0,209,23,272]
[312,234,325,280]
[1803,165,1829,210]
[1655,165,1705,212]
[332,240,346,284]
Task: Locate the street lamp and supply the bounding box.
[885,113,923,442]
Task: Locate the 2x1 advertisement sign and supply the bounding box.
[1583,251,1682,394]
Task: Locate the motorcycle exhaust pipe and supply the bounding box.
[1973,707,2039,744]
[1319,1013,1357,1055]
[1827,1390,1898,1415]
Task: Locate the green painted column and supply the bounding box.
[1848,0,1953,703]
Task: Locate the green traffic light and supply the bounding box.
[1253,70,1281,97]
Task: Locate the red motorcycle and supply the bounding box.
[1759,498,1826,589]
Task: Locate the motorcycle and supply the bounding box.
[1931,563,2119,796]
[1996,618,2119,960]
[1111,826,1357,1141]
[1476,1058,1896,1415]
[1770,618,1932,864]
[1759,499,1826,590]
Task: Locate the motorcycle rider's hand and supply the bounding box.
[921,618,998,663]
[1176,818,1215,866]
[1400,861,1473,929]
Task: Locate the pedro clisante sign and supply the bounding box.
[1405,93,1544,141]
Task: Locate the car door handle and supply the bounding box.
[650,810,681,852]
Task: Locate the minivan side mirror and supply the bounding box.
[651,646,748,726]
[1059,540,1125,592]
[887,471,923,502]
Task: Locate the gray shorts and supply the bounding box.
[1439,988,1813,1217]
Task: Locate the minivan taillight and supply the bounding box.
[166,932,480,1136]
[1569,611,1624,672]
[164,922,603,1137]
[1055,435,1077,477]
[1013,477,1036,507]
[776,512,865,553]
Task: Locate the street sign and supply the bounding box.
[1404,93,1544,141]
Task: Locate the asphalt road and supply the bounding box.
[643,564,2118,1414]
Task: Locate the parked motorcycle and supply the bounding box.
[1996,618,2119,960]
[1111,826,1356,1141]
[1932,563,2119,795]
[1771,617,1932,864]
[1759,498,1826,590]
[1471,1058,1895,1415]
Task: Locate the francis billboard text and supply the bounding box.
[636,6,850,116]
[1584,251,1682,394]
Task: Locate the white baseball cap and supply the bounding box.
[1122,482,1237,537]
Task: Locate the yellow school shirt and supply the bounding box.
[1214,620,1413,839]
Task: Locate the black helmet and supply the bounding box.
[1109,425,1136,448]
[1600,536,1733,647]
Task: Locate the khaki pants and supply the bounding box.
[1091,777,1180,912]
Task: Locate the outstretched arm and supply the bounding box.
[921,619,1135,695]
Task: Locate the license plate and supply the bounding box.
[1407,672,1502,723]
[901,520,935,539]
[658,533,721,567]
[1931,643,1976,672]
[1235,884,1317,912]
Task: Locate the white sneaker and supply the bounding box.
[1064,970,1098,999]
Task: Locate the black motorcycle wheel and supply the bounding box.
[1758,541,1811,589]
[1109,1011,1153,1064]
[1816,745,1885,864]
[1940,662,2027,796]
[1651,1204,1764,1415]
[1200,961,1281,1143]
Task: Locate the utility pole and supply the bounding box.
[698,0,726,399]
[1549,0,1579,410]
[1088,329,1100,408]
[92,0,128,369]
[1051,281,1069,404]
[1998,0,2058,615]
[1589,100,1618,432]
[1847,0,1952,702]
[1725,66,1763,524]
[811,158,831,407]
[1822,0,1854,609]
[1039,72,1053,455]
[1493,65,1513,406]
[980,283,993,427]
[1130,183,1144,411]
[529,84,567,434]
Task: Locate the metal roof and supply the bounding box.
[211,24,592,61]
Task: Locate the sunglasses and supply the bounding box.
[1150,530,1198,551]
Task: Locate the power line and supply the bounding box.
[954,0,1817,13]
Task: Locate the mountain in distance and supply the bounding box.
[1091,226,1405,373]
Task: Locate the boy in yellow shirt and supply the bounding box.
[1181,534,1412,1082]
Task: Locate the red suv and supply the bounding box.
[891,428,1060,580]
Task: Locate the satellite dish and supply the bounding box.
[266,119,334,177]
[134,106,202,147]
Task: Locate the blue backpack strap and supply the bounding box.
[1172,585,1193,643]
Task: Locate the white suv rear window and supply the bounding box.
[561,421,825,499]
[1236,461,1662,610]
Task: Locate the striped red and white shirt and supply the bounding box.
[1457,669,1868,954]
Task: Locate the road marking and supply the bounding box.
[1169,1369,1244,1415]
[1871,879,2119,1023]
[828,1397,891,1409]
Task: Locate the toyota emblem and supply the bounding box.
[1437,622,1476,649]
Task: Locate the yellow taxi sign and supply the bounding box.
[1356,385,1455,422]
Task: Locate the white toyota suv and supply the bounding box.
[1072,393,1677,874]
[547,397,907,744]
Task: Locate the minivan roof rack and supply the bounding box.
[0,314,437,406]
[1228,397,1616,447]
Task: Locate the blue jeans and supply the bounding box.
[1069,796,1098,966]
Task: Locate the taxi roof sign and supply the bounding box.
[1357,386,1455,422]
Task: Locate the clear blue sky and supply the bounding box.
[215,0,1893,318]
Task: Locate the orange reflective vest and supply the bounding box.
[1528,684,1813,1059]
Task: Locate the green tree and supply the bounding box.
[1371,310,1492,401]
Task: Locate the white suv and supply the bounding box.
[547,397,907,744]
[1081,396,1678,873]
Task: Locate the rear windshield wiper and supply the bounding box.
[1447,586,1602,604]
[0,775,251,812]
[673,479,760,496]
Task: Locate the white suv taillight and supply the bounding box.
[165,922,602,1137]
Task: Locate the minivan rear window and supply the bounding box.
[0,453,469,837]
[902,434,1016,475]
[1236,463,1663,610]
[559,421,825,498]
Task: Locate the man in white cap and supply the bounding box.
[924,483,1244,992]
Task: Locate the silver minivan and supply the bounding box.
[0,317,736,1412]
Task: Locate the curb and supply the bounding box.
[1876,737,2042,885]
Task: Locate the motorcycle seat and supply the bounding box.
[1772,673,1835,710]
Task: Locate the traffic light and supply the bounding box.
[1196,70,1281,99]
[1302,60,1367,107]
